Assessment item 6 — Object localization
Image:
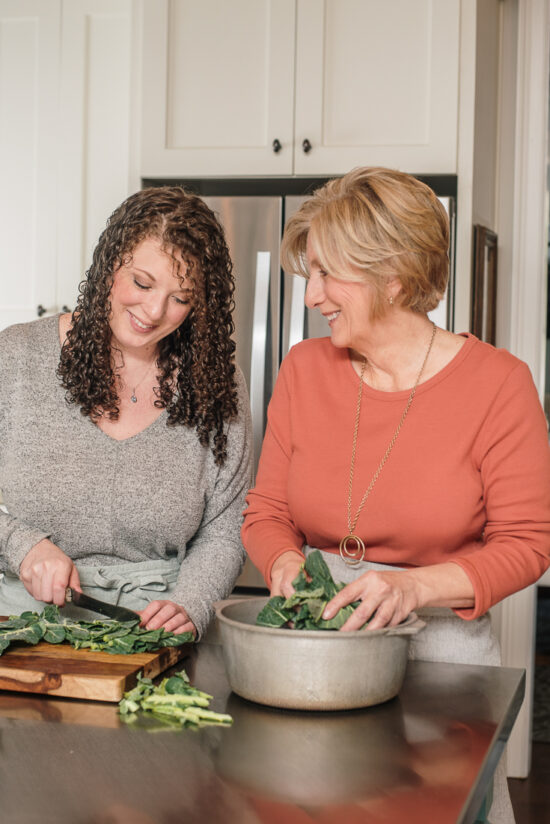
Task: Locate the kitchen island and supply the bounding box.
[0,630,524,824]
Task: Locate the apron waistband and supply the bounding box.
[76,559,179,599]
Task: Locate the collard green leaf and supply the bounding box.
[106,635,141,654]
[40,622,67,644]
[63,623,97,641]
[303,597,326,623]
[315,604,355,630]
[99,626,132,644]
[291,569,309,591]
[164,674,193,695]
[0,605,195,656]
[161,631,193,648]
[1,616,30,630]
[283,586,325,610]
[293,603,311,625]
[255,595,294,628]
[0,622,44,647]
[304,550,339,599]
[19,611,40,624]
[42,604,61,623]
[118,668,231,728]
[133,629,164,645]
[300,618,321,630]
[256,550,366,632]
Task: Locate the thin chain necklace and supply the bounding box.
[339,321,437,566]
[128,358,157,404]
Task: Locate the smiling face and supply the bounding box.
[108,237,194,356]
[304,232,380,351]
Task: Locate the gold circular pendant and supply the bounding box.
[339,534,366,566]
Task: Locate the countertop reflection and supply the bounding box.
[0,636,524,824]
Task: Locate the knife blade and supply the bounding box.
[65,587,141,623]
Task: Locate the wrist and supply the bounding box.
[20,541,44,572]
[405,568,430,610]
[269,549,305,583]
[406,564,475,610]
[271,549,304,569]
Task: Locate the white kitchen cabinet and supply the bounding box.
[57,0,133,312]
[0,0,134,332]
[294,0,460,175]
[0,0,61,331]
[141,0,297,177]
[141,0,460,178]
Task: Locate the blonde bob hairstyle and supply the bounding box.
[281,167,450,319]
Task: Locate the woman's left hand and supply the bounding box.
[322,562,476,631]
[138,600,197,637]
[322,569,420,631]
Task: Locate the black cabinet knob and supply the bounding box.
[272,138,282,153]
[37,304,46,317]
[302,138,312,154]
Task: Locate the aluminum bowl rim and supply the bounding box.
[215,597,424,639]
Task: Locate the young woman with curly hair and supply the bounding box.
[0,187,252,639]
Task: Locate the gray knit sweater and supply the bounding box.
[0,316,252,636]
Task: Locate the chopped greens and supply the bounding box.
[0,604,193,656]
[256,550,362,631]
[118,670,232,728]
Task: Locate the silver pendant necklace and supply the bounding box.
[128,358,157,404]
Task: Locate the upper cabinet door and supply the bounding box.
[294,0,460,175]
[57,0,133,312]
[141,0,297,177]
[0,0,60,331]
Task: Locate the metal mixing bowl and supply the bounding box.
[215,597,425,711]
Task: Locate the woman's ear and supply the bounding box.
[386,276,402,305]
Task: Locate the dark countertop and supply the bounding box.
[0,634,524,824]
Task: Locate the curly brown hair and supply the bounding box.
[57,186,238,465]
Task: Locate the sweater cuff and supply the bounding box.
[4,528,51,577]
[170,584,233,642]
[448,559,485,620]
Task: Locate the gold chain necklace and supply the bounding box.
[339,321,437,566]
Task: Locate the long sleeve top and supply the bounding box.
[0,316,252,637]
[241,335,550,619]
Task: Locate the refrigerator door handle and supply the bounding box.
[250,251,271,465]
[287,275,306,353]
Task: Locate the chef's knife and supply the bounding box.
[65,587,141,622]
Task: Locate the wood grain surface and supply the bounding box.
[0,639,192,702]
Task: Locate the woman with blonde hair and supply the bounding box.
[242,167,550,823]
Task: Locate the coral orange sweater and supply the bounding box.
[241,335,550,619]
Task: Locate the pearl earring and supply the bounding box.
[389,295,394,306]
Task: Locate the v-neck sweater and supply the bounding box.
[0,316,252,637]
[242,335,550,619]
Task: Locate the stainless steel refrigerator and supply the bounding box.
[203,192,455,589]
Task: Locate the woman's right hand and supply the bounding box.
[270,551,305,598]
[19,538,80,606]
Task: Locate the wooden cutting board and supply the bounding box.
[0,639,192,702]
